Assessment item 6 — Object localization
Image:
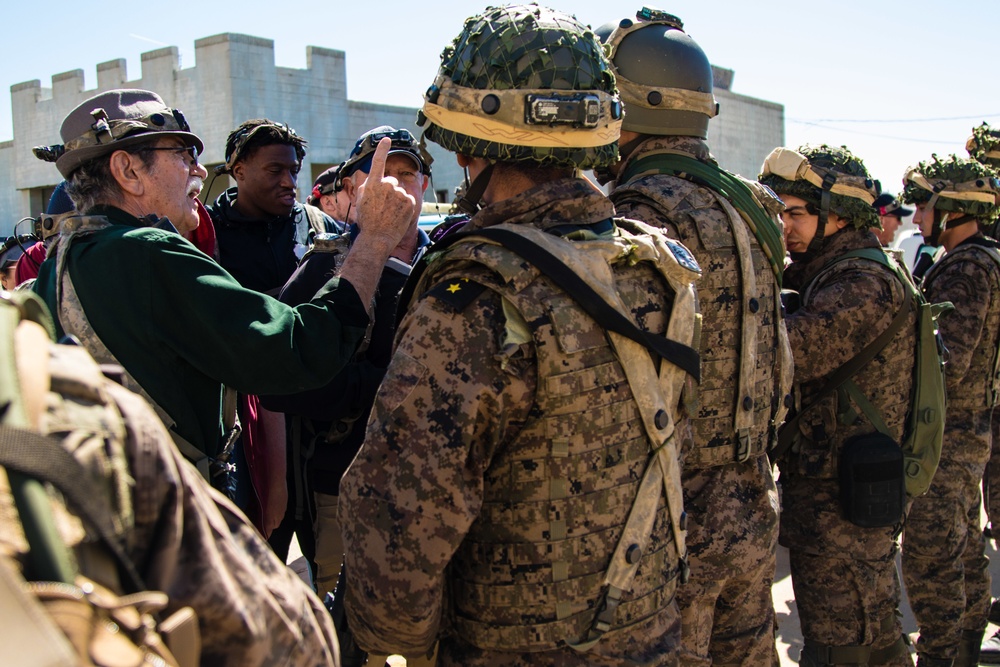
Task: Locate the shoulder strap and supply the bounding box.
[407,226,701,382]
[0,425,145,592]
[620,151,785,288]
[772,250,913,459]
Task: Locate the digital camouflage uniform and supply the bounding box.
[781,226,917,666]
[895,154,1000,666]
[0,293,341,667]
[339,178,699,666]
[760,144,917,666]
[964,125,1000,633]
[340,7,701,665]
[902,239,1000,660]
[611,135,792,666]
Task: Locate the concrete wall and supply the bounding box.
[1,38,783,236]
[708,67,785,180]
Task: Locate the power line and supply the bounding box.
[789,119,958,144]
[790,113,1000,124]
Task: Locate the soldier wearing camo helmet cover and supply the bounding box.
[899,154,1000,667]
[339,4,702,665]
[963,124,1000,662]
[595,8,792,666]
[761,144,918,667]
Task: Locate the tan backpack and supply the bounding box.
[0,290,199,667]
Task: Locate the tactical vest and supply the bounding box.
[614,177,793,467]
[792,256,915,478]
[50,215,239,482]
[410,221,699,652]
[923,241,1000,410]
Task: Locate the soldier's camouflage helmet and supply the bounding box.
[966,122,1000,170]
[759,144,880,230]
[416,3,623,169]
[902,154,1000,223]
[595,8,717,138]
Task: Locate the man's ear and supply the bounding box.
[108,150,146,197]
[456,154,473,168]
[231,160,246,184]
[343,173,365,204]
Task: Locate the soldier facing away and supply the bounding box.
[900,155,1000,667]
[762,145,917,667]
[338,4,701,665]
[596,8,792,666]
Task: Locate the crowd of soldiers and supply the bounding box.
[3,4,1000,667]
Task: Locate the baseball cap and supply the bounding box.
[873,193,913,218]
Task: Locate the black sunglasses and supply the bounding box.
[142,145,200,166]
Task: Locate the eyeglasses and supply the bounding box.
[143,145,200,167]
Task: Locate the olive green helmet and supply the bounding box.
[416,4,623,170]
[596,8,717,138]
[759,144,880,230]
[902,154,1000,223]
[966,122,1000,170]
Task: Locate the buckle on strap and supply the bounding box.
[736,430,752,462]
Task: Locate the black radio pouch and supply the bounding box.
[838,432,905,528]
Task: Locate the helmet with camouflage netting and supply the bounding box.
[416,3,623,170]
[595,8,717,138]
[966,123,1000,170]
[902,154,1000,223]
[759,144,880,230]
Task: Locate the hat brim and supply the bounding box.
[889,206,913,218]
[55,130,204,178]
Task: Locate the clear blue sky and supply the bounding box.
[1,1,994,195]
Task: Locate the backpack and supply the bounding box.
[0,290,200,667]
[772,248,951,497]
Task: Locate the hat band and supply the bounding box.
[761,147,876,204]
[904,169,999,204]
[615,77,717,117]
[64,109,191,152]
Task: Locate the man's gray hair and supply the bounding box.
[64,144,158,213]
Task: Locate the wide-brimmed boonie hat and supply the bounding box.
[34,88,203,178]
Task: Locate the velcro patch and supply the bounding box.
[426,278,488,312]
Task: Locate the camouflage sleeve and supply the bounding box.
[109,383,341,667]
[924,258,993,388]
[786,265,902,385]
[338,270,536,656]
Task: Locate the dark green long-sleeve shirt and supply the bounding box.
[34,206,369,458]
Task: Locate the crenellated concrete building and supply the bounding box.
[0,34,783,235]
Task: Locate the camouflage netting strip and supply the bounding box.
[967,122,1000,169]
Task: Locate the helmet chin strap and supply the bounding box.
[454,163,495,216]
[793,174,838,262]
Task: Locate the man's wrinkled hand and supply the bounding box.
[355,137,418,250]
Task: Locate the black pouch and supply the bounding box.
[838,432,905,528]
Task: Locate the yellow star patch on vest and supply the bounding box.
[427,278,487,312]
